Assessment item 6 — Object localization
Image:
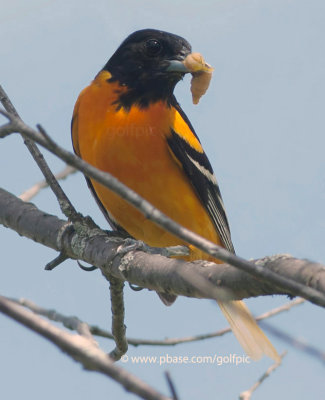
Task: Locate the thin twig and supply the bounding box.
[0,295,171,400]
[1,107,325,308]
[239,351,287,400]
[8,297,95,341]
[164,372,179,400]
[260,321,325,364]
[109,277,128,360]
[255,297,305,320]
[9,297,305,346]
[45,252,69,270]
[19,165,76,202]
[0,87,77,218]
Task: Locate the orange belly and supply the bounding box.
[73,71,222,260]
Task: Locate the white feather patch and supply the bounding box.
[185,153,218,185]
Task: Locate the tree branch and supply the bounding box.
[19,165,76,202]
[9,297,305,346]
[0,86,77,220]
[109,277,128,360]
[1,104,325,307]
[260,321,325,364]
[1,187,325,306]
[239,352,287,400]
[164,372,179,400]
[0,295,171,400]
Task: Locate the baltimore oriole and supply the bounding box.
[72,29,279,362]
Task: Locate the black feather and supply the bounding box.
[167,102,235,254]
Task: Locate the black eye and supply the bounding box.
[145,39,162,56]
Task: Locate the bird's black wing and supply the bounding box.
[167,99,235,253]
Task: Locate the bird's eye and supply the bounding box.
[145,39,162,56]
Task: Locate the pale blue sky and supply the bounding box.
[1,1,324,399]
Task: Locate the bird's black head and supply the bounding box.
[103,29,192,109]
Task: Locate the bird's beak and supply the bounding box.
[166,53,214,74]
[166,60,190,73]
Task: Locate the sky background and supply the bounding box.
[1,0,324,399]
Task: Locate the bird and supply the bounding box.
[71,28,280,362]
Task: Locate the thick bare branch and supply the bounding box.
[0,296,171,400]
[1,187,325,306]
[1,106,325,307]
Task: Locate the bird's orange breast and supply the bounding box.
[72,71,222,260]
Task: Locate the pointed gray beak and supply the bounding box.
[166,60,190,73]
